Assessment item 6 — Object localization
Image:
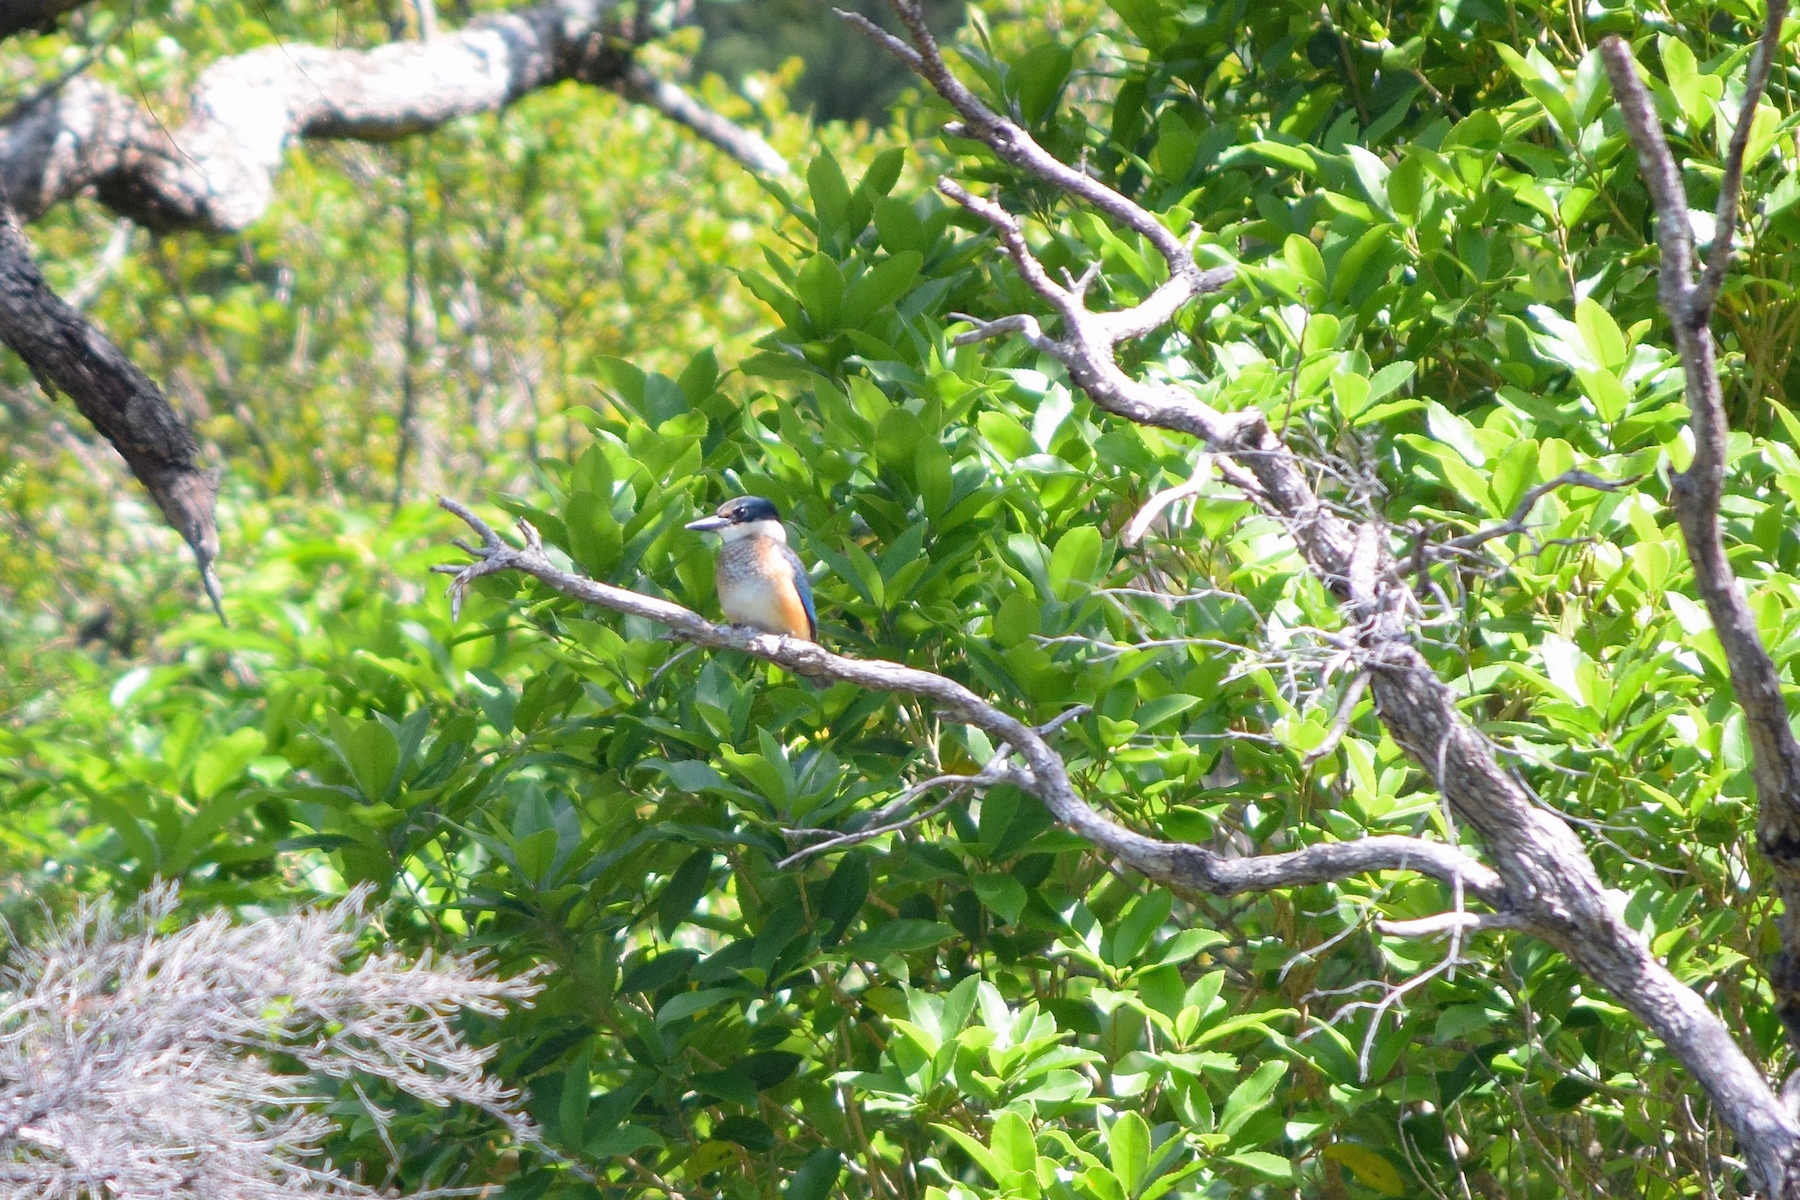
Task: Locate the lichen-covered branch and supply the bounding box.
[847,2,1800,1192]
[0,0,786,234]
[433,496,1509,910]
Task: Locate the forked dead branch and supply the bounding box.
[842,3,1800,1192]
[846,0,1800,1187]
[853,0,1800,1194]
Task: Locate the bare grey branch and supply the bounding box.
[1605,27,1800,1092]
[436,495,1509,908]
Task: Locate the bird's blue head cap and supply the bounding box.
[684,496,781,532]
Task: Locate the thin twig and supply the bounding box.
[1443,470,1638,551]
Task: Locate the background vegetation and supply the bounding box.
[3,0,1798,1195]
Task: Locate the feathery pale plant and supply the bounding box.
[0,883,543,1198]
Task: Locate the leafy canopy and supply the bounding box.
[8,0,1800,1196]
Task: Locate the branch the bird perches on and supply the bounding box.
[433,494,1508,909]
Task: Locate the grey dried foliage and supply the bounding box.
[0,884,542,1199]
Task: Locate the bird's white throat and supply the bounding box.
[721,519,787,544]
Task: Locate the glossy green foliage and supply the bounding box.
[8,0,1800,1197]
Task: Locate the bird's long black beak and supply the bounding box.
[685,515,731,531]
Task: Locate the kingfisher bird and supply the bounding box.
[684,496,817,641]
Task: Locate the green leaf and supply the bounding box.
[1659,35,1721,128]
[589,1125,664,1158]
[916,438,953,517]
[991,1111,1036,1174]
[1133,694,1199,732]
[656,987,739,1027]
[677,347,719,404]
[934,1123,1004,1184]
[808,152,852,235]
[1014,43,1073,124]
[513,827,559,883]
[720,747,790,806]
[1227,1151,1294,1182]
[1424,401,1485,466]
[1102,0,1174,51]
[1574,298,1627,369]
[1346,146,1394,218]
[559,1040,593,1140]
[819,851,872,945]
[970,873,1028,923]
[658,850,714,937]
[566,491,623,577]
[859,148,905,198]
[1386,154,1424,224]
[192,727,266,801]
[1220,1060,1287,1135]
[1106,1111,1150,1194]
[1153,110,1199,179]
[843,919,956,958]
[621,949,698,993]
[345,720,400,803]
[875,197,927,253]
[840,251,922,328]
[795,254,844,328]
[1283,234,1326,295]
[787,1150,842,1200]
[1322,1144,1407,1195]
[1048,526,1104,600]
[1107,890,1172,967]
[691,1068,759,1107]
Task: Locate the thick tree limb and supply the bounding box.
[433,497,1509,910]
[1601,26,1800,1071]
[0,204,221,615]
[847,3,1800,1192]
[0,0,786,234]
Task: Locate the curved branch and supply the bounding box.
[0,0,786,233]
[1602,32,1800,1070]
[0,205,221,614]
[433,496,1509,910]
[848,2,1800,1190]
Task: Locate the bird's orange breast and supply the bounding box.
[716,538,814,640]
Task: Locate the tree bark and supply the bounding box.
[0,0,784,235]
[0,205,219,608]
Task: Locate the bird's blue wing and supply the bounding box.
[782,543,817,639]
